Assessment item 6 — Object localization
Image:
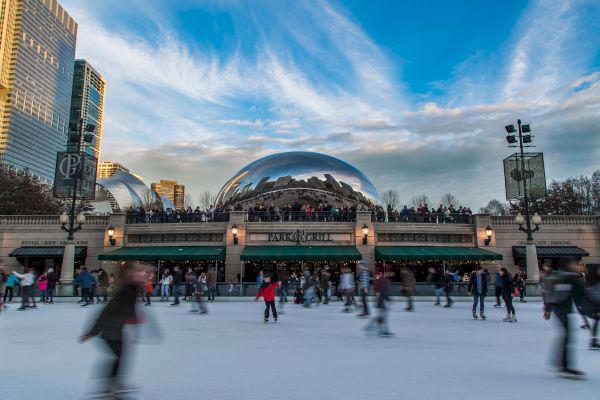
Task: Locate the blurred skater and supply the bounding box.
[442,269,454,308]
[365,269,393,337]
[3,271,19,303]
[573,264,600,350]
[400,268,416,312]
[159,269,171,302]
[320,267,331,304]
[46,267,59,304]
[340,267,355,313]
[144,273,154,306]
[303,267,317,308]
[80,264,145,397]
[38,269,48,303]
[171,266,183,306]
[184,267,196,302]
[357,262,371,317]
[493,267,503,307]
[256,274,280,323]
[191,272,208,314]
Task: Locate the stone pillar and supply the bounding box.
[473,214,501,273]
[356,211,375,271]
[525,241,539,282]
[61,240,76,283]
[225,211,245,282]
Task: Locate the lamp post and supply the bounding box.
[484,225,493,246]
[505,120,540,282]
[60,118,96,284]
[362,224,369,245]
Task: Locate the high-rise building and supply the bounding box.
[68,60,105,159]
[97,160,129,179]
[0,0,77,182]
[151,179,185,209]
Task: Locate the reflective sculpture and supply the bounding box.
[216,151,380,208]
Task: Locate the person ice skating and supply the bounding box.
[97,269,109,303]
[46,267,59,304]
[37,269,48,303]
[206,266,217,302]
[184,267,196,301]
[467,265,487,320]
[144,273,154,306]
[303,267,316,308]
[256,270,265,287]
[255,275,280,323]
[160,270,172,302]
[80,264,145,397]
[4,272,19,303]
[171,266,183,306]
[191,273,208,314]
[339,267,355,313]
[0,267,5,312]
[294,286,305,304]
[429,267,444,306]
[542,261,591,379]
[442,269,454,308]
[365,268,393,337]
[75,267,95,307]
[514,271,527,303]
[13,267,36,310]
[494,267,503,307]
[500,268,516,322]
[358,262,371,317]
[320,267,331,304]
[400,268,416,312]
[574,264,600,350]
[278,268,290,304]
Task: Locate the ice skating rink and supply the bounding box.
[1,300,599,400]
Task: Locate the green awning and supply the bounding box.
[375,246,503,261]
[9,246,87,257]
[512,246,589,258]
[98,246,226,261]
[241,246,362,261]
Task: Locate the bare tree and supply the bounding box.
[184,193,194,209]
[440,193,459,208]
[410,194,431,208]
[198,190,215,210]
[478,199,510,215]
[141,188,158,209]
[382,189,400,210]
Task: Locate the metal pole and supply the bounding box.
[517,120,534,242]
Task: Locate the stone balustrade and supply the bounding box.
[0,215,110,227]
[490,215,599,227]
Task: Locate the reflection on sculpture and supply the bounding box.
[216,152,381,208]
[95,171,163,212]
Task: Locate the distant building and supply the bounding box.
[68,60,105,159]
[151,179,185,209]
[0,0,77,182]
[97,161,129,179]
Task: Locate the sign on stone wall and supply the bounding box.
[127,233,224,243]
[377,233,473,243]
[250,229,351,244]
[516,240,572,246]
[53,152,97,200]
[20,240,89,246]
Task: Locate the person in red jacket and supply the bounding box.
[255,275,281,323]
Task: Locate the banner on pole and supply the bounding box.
[503,152,546,201]
[53,152,97,199]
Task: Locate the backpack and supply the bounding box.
[575,283,600,317]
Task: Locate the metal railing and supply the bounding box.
[125,212,230,224]
[374,212,473,224]
[245,210,357,222]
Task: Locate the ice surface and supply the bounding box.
[1,300,599,400]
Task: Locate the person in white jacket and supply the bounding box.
[159,270,172,302]
[339,267,356,313]
[13,267,36,310]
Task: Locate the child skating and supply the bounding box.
[255,275,281,323]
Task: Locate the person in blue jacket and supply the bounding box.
[3,273,20,303]
[75,267,96,306]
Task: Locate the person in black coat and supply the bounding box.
[500,268,516,322]
[80,264,145,395]
[171,265,183,306]
[468,265,488,319]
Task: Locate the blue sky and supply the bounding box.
[61,0,600,208]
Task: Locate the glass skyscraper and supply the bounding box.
[0,0,77,182]
[68,59,105,159]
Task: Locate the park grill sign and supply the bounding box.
[268,229,333,244]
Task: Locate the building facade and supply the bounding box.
[151,179,185,209]
[97,160,129,179]
[0,0,77,182]
[68,59,105,159]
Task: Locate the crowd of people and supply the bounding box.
[125,206,230,223]
[372,203,474,223]
[244,202,360,222]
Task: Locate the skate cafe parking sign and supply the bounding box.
[250,229,350,244]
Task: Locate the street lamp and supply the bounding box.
[107,225,116,246]
[60,211,85,236]
[506,119,540,281]
[362,224,369,245]
[232,224,239,245]
[484,225,493,246]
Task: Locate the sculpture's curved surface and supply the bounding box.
[216,151,380,208]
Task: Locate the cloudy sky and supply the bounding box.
[60,0,600,209]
